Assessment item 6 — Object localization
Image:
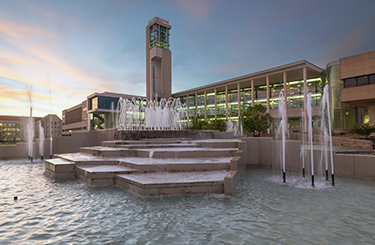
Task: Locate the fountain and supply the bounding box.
[277,91,287,182]
[116,97,189,130]
[320,84,335,186]
[27,87,34,162]
[38,121,44,160]
[306,92,314,186]
[300,109,306,177]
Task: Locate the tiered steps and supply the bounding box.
[119,157,232,173]
[45,138,241,196]
[116,171,229,196]
[75,165,137,186]
[45,158,75,178]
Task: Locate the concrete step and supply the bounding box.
[102,138,191,147]
[55,153,119,166]
[119,157,232,173]
[75,165,137,186]
[114,143,199,149]
[45,158,75,178]
[197,141,240,149]
[79,146,136,157]
[136,148,238,158]
[115,170,229,196]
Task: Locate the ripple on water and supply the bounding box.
[1,161,375,244]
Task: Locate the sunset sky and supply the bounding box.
[1,0,375,117]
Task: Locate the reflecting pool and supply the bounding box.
[1,160,375,244]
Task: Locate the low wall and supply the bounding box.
[115,130,214,140]
[242,137,375,180]
[0,139,52,160]
[290,132,374,150]
[53,129,116,155]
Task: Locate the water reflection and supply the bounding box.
[1,160,375,244]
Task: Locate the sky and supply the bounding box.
[1,0,375,117]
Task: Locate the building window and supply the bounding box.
[254,85,267,108]
[206,93,215,119]
[356,76,368,86]
[270,82,284,110]
[216,91,226,119]
[228,89,238,119]
[370,75,375,84]
[240,87,251,113]
[188,95,196,117]
[197,94,205,117]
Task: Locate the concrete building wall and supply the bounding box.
[340,50,375,79]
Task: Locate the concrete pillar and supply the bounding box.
[303,67,307,132]
[225,85,228,121]
[237,82,241,119]
[195,92,198,118]
[369,102,375,126]
[251,80,254,106]
[266,76,270,133]
[204,90,207,121]
[283,72,288,130]
[186,95,189,122]
[214,88,217,120]
[266,76,270,113]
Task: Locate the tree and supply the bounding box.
[351,124,375,139]
[190,116,227,132]
[240,104,272,137]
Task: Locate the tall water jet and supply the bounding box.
[38,121,44,160]
[320,84,335,186]
[306,93,314,187]
[27,87,34,162]
[300,109,305,177]
[116,97,189,131]
[278,91,287,183]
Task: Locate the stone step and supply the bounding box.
[115,170,229,196]
[44,158,75,178]
[79,146,136,157]
[119,157,232,173]
[113,143,199,149]
[102,138,191,147]
[75,165,137,186]
[136,148,238,158]
[56,153,119,166]
[197,141,239,149]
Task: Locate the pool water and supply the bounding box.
[1,160,375,244]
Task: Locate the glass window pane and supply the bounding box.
[344,78,356,88]
[370,74,375,84]
[357,76,368,86]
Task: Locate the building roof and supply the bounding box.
[172,60,323,96]
[0,115,42,122]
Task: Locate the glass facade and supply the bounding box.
[307,78,322,106]
[240,87,251,114]
[206,93,215,119]
[228,89,238,120]
[326,61,358,130]
[254,85,267,108]
[89,96,119,110]
[91,113,104,130]
[270,82,283,110]
[197,94,205,117]
[216,91,226,119]
[188,95,196,117]
[286,80,304,108]
[149,23,170,50]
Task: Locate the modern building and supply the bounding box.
[35,114,62,138]
[146,17,172,101]
[173,60,324,131]
[62,91,145,135]
[60,17,375,134]
[0,115,42,142]
[173,50,375,131]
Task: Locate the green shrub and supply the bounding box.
[351,124,375,139]
[190,117,227,132]
[240,104,272,137]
